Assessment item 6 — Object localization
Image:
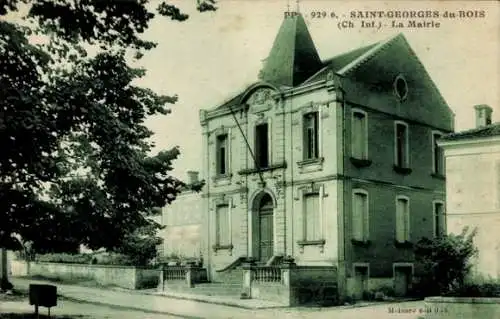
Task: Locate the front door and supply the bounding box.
[353,266,368,300]
[258,195,274,262]
[394,266,412,297]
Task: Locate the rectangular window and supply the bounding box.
[352,191,369,241]
[432,133,444,174]
[303,192,320,241]
[352,111,368,159]
[395,123,409,167]
[216,134,228,175]
[433,202,445,237]
[395,197,410,243]
[303,112,319,160]
[255,123,269,168]
[215,205,229,246]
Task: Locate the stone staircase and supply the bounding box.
[162,266,244,297]
[160,256,285,298]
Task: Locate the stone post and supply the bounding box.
[241,258,256,299]
[280,256,297,306]
[157,266,164,292]
[185,262,197,288]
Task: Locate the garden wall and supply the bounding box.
[12,261,160,290]
[423,297,500,319]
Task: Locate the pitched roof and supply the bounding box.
[258,14,323,87]
[303,42,379,84]
[441,123,500,142]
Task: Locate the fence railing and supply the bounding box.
[163,266,186,281]
[254,266,282,283]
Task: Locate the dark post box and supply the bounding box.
[29,284,57,317]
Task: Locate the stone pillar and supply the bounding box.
[280,256,297,306]
[185,262,197,288]
[241,258,256,298]
[157,267,164,292]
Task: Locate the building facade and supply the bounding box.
[159,171,203,260]
[438,105,500,279]
[192,14,454,298]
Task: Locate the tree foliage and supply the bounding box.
[0,1,212,257]
[413,226,478,296]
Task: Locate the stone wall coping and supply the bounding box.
[425,296,500,304]
[293,266,337,270]
[33,261,158,270]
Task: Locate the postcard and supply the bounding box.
[1,1,499,318]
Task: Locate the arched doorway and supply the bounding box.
[255,193,274,262]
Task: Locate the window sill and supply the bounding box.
[212,174,232,186]
[297,157,324,167]
[238,161,287,175]
[394,240,413,248]
[393,165,412,175]
[350,157,372,168]
[431,173,446,180]
[297,239,325,253]
[212,244,234,252]
[213,173,232,180]
[297,157,324,174]
[351,239,371,247]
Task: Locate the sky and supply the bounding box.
[22,0,500,179]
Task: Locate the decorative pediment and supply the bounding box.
[246,88,277,114]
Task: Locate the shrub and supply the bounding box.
[377,285,395,297]
[414,226,478,297]
[34,252,136,266]
[374,291,385,301]
[113,225,162,267]
[362,290,375,301]
[444,279,500,297]
[36,253,93,264]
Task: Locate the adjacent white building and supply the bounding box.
[438,105,500,279]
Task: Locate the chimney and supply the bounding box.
[474,104,493,128]
[187,171,199,184]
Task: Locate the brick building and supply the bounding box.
[163,14,454,299]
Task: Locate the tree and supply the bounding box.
[413,226,478,297]
[0,0,213,280]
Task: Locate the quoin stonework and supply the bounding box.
[160,13,454,301]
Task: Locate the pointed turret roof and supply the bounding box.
[258,14,323,87]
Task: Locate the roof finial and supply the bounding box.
[296,0,300,13]
[286,0,290,12]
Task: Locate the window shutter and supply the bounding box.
[352,114,362,159]
[434,202,444,237]
[216,205,229,245]
[396,199,406,242]
[352,193,365,241]
[304,193,320,241]
[313,113,319,158]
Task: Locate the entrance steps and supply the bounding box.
[162,266,244,297]
[163,282,243,297]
